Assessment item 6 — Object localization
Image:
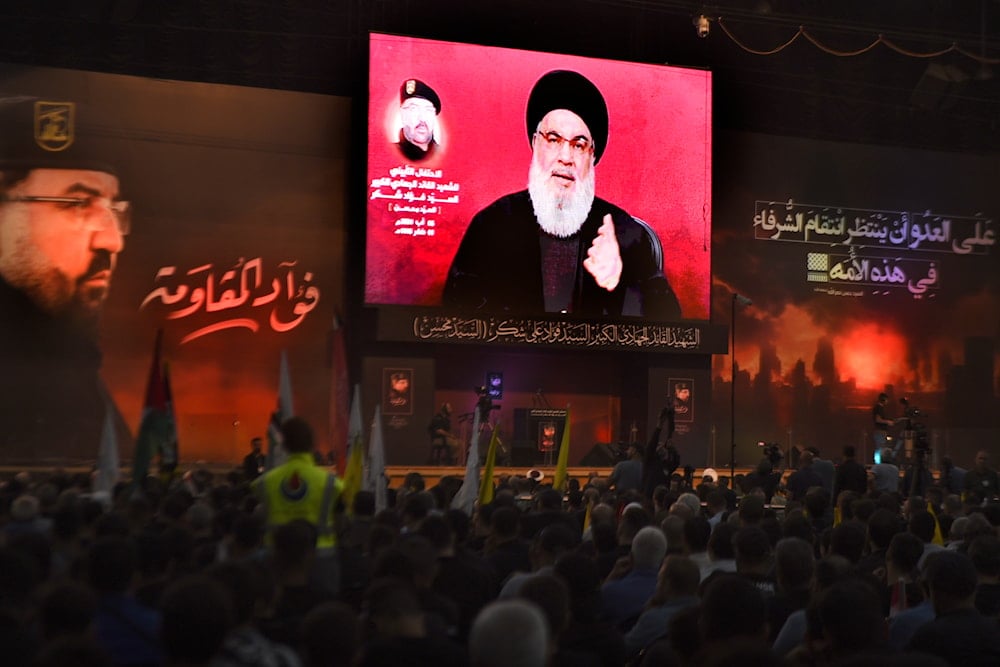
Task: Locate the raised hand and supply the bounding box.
[583,213,622,291]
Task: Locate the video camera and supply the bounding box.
[757,441,784,466]
[899,397,930,451]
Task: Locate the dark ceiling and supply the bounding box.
[1,0,998,153]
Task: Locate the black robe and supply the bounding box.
[443,190,681,320]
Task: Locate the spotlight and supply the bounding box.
[695,15,711,38]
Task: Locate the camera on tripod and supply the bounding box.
[899,397,930,452]
[757,441,784,466]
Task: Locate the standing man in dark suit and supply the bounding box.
[834,445,869,500]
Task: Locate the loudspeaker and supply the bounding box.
[511,440,535,467]
[580,443,619,467]
[513,408,529,440]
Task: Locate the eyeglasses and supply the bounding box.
[1,194,131,235]
[534,130,593,156]
[400,101,436,114]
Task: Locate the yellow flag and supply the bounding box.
[341,434,364,513]
[552,405,571,492]
[478,424,500,505]
[833,506,842,527]
[340,384,364,513]
[927,501,945,546]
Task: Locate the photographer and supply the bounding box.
[785,450,823,503]
[899,398,934,498]
[608,442,643,494]
[872,393,895,452]
[744,455,781,503]
[642,406,680,498]
[964,451,999,502]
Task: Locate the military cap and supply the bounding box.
[525,70,609,164]
[399,79,441,114]
[0,96,117,175]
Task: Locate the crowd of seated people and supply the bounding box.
[0,433,999,666]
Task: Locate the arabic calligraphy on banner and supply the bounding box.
[140,257,321,344]
[409,315,703,350]
[805,252,940,297]
[753,200,995,255]
[369,164,461,239]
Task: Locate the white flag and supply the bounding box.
[364,404,387,513]
[93,389,120,503]
[267,350,294,469]
[450,405,482,515]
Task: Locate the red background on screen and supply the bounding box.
[366,33,712,320]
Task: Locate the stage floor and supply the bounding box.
[384,465,752,489]
[0,463,756,491]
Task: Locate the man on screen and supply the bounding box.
[0,97,130,459]
[443,70,681,320]
[396,78,441,162]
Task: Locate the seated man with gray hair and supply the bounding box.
[600,525,667,630]
[469,599,550,667]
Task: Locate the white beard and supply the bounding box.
[527,159,595,238]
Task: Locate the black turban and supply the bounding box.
[525,70,609,164]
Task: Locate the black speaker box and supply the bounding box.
[510,440,536,467]
[580,443,619,467]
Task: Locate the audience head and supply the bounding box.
[683,515,712,554]
[469,599,549,667]
[886,532,924,580]
[160,574,235,665]
[631,526,668,570]
[86,536,136,594]
[907,509,936,544]
[738,495,765,525]
[775,536,815,593]
[362,577,424,639]
[37,579,97,641]
[700,574,768,643]
[300,602,360,667]
[708,522,737,561]
[553,552,602,623]
[968,534,1000,578]
[517,574,570,636]
[656,554,700,599]
[280,416,314,454]
[923,551,978,614]
[818,576,886,656]
[867,508,902,550]
[734,525,771,571]
[804,487,831,519]
[829,521,867,564]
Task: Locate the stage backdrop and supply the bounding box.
[0,63,350,464]
[712,130,1000,469]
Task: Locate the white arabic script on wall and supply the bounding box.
[140,257,321,344]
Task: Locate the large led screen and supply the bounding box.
[366,33,712,322]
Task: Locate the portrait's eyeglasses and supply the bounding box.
[1,194,131,236]
[400,101,436,114]
[534,130,593,156]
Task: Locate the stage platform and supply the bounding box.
[384,465,754,489]
[1,463,753,490]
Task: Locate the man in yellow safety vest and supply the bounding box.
[253,416,344,594]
